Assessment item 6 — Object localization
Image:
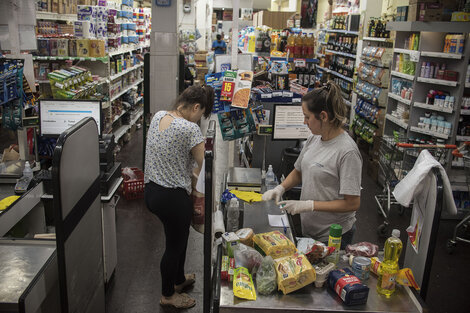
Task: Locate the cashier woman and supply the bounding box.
[262,81,362,249]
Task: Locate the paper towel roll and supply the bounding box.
[74,21,95,39]
[96,6,108,22]
[77,5,93,14]
[78,13,92,21]
[96,22,108,39]
[214,210,225,238]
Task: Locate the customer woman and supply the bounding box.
[144,86,214,309]
[262,81,362,248]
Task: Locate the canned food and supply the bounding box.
[351,256,371,281]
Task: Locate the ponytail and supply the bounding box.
[175,85,214,118]
[301,80,347,128]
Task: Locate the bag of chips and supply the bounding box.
[233,267,257,300]
[253,231,297,259]
[275,253,316,294]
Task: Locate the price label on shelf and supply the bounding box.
[79,57,85,61]
[50,57,57,60]
[91,58,97,61]
[292,98,301,103]
[294,59,307,68]
[409,51,420,62]
[261,93,272,99]
[283,91,293,97]
[272,91,283,97]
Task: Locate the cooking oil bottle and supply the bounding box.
[377,229,403,297]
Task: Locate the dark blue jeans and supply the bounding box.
[340,223,356,250]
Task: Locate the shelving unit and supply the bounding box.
[384,22,470,206]
[112,108,144,144]
[36,11,77,22]
[324,49,356,59]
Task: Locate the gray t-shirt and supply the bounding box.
[294,131,362,242]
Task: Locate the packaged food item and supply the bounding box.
[253,230,297,259]
[313,261,335,288]
[233,267,257,300]
[235,228,254,247]
[345,242,379,257]
[232,70,253,109]
[233,243,263,274]
[222,232,239,258]
[328,268,369,305]
[370,257,380,276]
[77,39,90,57]
[57,39,69,57]
[221,256,229,280]
[351,256,371,281]
[396,268,420,290]
[275,253,316,294]
[256,256,277,295]
[228,258,235,281]
[306,241,336,264]
[89,39,106,57]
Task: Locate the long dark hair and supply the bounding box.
[174,85,214,118]
[301,80,347,128]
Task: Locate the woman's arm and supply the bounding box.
[280,169,302,191]
[191,142,204,176]
[313,195,360,213]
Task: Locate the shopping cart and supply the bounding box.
[375,134,456,236]
[447,142,470,253]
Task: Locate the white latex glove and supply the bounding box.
[262,185,285,204]
[278,200,314,215]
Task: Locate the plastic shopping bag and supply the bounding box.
[256,256,277,295]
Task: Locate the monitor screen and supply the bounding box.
[272,104,311,140]
[39,99,102,136]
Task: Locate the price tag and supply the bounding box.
[50,57,57,60]
[272,91,283,97]
[292,98,301,103]
[79,57,85,61]
[409,51,420,62]
[91,58,97,61]
[261,93,272,99]
[283,91,293,97]
[294,59,306,68]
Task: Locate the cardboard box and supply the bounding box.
[257,11,295,29]
[419,3,443,21]
[52,0,59,13]
[223,10,233,21]
[397,6,409,21]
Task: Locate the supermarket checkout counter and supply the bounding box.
[215,169,425,313]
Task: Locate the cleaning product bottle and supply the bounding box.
[326,224,342,265]
[265,164,277,191]
[227,198,239,232]
[377,229,403,297]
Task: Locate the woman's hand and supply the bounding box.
[279,200,314,215]
[261,185,285,204]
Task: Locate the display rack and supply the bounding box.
[384,22,470,204]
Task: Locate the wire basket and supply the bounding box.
[121,167,145,200]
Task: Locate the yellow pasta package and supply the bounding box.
[275,253,316,294]
[233,267,257,300]
[253,231,297,259]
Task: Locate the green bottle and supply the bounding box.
[326,224,342,265]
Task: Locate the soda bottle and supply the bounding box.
[377,229,403,297]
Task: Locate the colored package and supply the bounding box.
[57,39,69,57]
[275,253,316,294]
[77,5,93,14]
[77,39,90,57]
[74,21,95,39]
[220,71,237,102]
[98,0,107,6]
[89,40,106,58]
[231,70,253,109]
[233,267,256,300]
[235,228,254,247]
[68,39,78,57]
[96,6,108,21]
[345,242,379,257]
[328,268,369,305]
[221,256,229,280]
[396,268,420,290]
[253,230,297,259]
[96,22,108,39]
[49,39,58,56]
[305,242,335,264]
[228,258,235,281]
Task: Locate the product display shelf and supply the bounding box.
[460,109,470,115]
[324,49,356,59]
[416,77,458,87]
[413,102,453,114]
[316,66,353,83]
[409,126,449,140]
[33,55,109,63]
[388,92,412,106]
[113,110,127,123]
[109,63,143,81]
[386,114,408,129]
[363,37,393,43]
[113,107,143,144]
[324,29,359,36]
[456,135,470,141]
[109,44,150,57]
[393,48,420,57]
[36,11,77,22]
[391,70,415,81]
[110,78,143,102]
[420,51,463,59]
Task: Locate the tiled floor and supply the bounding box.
[106,128,470,313]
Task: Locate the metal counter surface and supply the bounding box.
[0,240,56,309]
[218,201,423,313]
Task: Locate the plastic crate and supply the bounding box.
[121,167,144,200]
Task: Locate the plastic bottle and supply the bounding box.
[294,33,303,58]
[265,164,277,191]
[23,161,33,179]
[227,198,239,232]
[377,229,403,297]
[15,161,34,194]
[307,33,315,57]
[326,224,342,265]
[286,33,295,56]
[420,62,426,77]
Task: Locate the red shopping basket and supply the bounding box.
[121,167,145,200]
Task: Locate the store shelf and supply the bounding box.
[109,63,143,81]
[316,66,331,73]
[387,21,470,33]
[325,49,356,59]
[110,78,143,102]
[409,126,449,140]
[465,82,470,88]
[362,37,392,42]
[391,71,415,81]
[317,65,354,83]
[108,44,150,57]
[456,136,470,142]
[413,102,453,113]
[254,55,319,63]
[388,92,411,106]
[113,108,144,143]
[113,110,127,123]
[360,57,390,69]
[452,184,469,192]
[136,96,143,103]
[36,11,77,21]
[386,114,408,129]
[460,109,470,115]
[420,51,463,59]
[35,80,49,84]
[324,29,359,36]
[393,48,419,56]
[416,77,458,87]
[33,55,109,63]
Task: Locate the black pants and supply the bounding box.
[145,182,193,297]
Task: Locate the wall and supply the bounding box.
[316,0,331,26]
[177,0,212,50]
[271,0,297,12]
[213,0,253,9]
[382,0,409,17]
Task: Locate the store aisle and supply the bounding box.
[106,129,469,313]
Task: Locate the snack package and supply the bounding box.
[221,70,237,101]
[305,242,336,264]
[236,228,254,247]
[231,70,253,109]
[256,256,277,295]
[253,231,297,259]
[396,268,420,290]
[275,253,316,294]
[228,258,235,281]
[345,242,379,257]
[233,267,257,300]
[221,256,229,280]
[233,243,263,274]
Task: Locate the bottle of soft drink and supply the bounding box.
[377,229,403,297]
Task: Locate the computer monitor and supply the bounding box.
[272,104,310,140]
[39,99,102,137]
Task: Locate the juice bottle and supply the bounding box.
[307,34,315,58]
[301,33,309,58]
[286,33,295,56]
[294,33,303,58]
[377,229,403,297]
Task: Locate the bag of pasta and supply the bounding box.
[233,267,257,300]
[275,253,316,294]
[253,231,297,259]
